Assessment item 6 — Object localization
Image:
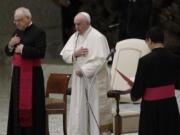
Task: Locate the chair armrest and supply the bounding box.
[107,89,131,98]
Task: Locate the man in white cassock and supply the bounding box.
[60,12,112,135]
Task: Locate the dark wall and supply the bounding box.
[1,0,180,65]
[57,0,180,53]
[0,0,63,64]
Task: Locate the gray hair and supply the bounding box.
[14,7,32,19]
[77,12,91,23]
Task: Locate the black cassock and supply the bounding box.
[5,24,46,135]
[131,48,180,135]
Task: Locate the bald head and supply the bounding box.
[74,12,91,24]
[74,12,91,35]
[14,7,32,19]
[13,7,32,31]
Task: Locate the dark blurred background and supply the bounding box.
[0,0,180,64]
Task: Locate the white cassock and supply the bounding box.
[60,26,112,135]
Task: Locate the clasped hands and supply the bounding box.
[75,68,83,77]
[8,34,24,53]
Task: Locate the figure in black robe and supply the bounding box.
[126,0,152,39]
[5,23,46,135]
[131,27,180,135]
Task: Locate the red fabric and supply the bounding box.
[13,54,41,127]
[115,68,133,87]
[143,84,175,101]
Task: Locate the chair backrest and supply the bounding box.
[45,73,71,97]
[111,38,150,102]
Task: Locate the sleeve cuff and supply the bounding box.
[8,44,14,52]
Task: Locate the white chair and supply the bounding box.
[107,38,150,134]
[111,38,150,102]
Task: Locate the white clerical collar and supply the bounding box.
[81,26,92,37]
[24,21,33,31]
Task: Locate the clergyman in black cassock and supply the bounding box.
[4,7,46,135]
[131,27,180,135]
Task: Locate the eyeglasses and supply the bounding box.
[14,19,23,23]
[13,17,26,23]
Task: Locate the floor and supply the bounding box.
[1,63,180,135]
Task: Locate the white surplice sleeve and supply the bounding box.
[81,33,110,78]
[60,33,77,64]
[81,58,104,78]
